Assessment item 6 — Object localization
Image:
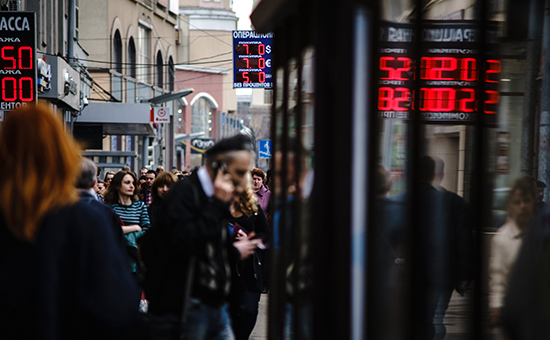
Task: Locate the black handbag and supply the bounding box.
[137,257,196,340]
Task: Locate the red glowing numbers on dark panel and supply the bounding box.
[1,46,33,70]
[485,90,499,114]
[418,88,478,112]
[420,57,478,81]
[378,87,410,111]
[380,57,412,80]
[236,44,266,56]
[486,60,501,83]
[237,72,266,83]
[236,58,266,70]
[1,77,33,102]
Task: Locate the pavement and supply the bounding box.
[249,294,268,340]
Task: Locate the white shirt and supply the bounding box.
[489,219,525,309]
[197,166,214,198]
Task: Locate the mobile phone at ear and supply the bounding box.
[212,161,228,180]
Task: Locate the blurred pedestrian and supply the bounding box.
[140,167,149,177]
[141,134,261,340]
[417,155,474,340]
[251,168,271,218]
[140,170,157,206]
[489,177,536,327]
[137,175,147,194]
[77,158,125,243]
[370,165,408,340]
[104,171,115,185]
[0,104,140,339]
[104,171,151,277]
[97,180,107,200]
[228,179,270,340]
[156,165,164,174]
[147,171,177,228]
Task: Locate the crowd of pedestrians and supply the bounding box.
[0,104,272,340]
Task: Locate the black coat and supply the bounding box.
[0,200,140,340]
[228,206,270,293]
[141,172,240,315]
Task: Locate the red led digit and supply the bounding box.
[244,58,249,68]
[258,44,265,55]
[395,57,411,80]
[19,77,33,101]
[378,87,393,110]
[19,46,33,69]
[459,88,475,112]
[485,90,499,114]
[461,58,477,81]
[380,57,395,80]
[244,44,249,55]
[424,57,457,80]
[259,72,266,83]
[486,60,501,83]
[420,88,456,111]
[242,72,250,83]
[2,46,15,69]
[394,88,409,111]
[2,77,16,101]
[258,58,265,69]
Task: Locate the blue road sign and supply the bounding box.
[258,139,272,159]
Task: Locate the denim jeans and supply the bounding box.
[186,298,235,340]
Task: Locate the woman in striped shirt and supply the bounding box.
[104,170,151,275]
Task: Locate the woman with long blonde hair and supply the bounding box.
[0,104,139,339]
[228,175,270,340]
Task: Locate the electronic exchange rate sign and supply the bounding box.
[233,31,273,89]
[377,21,501,123]
[0,12,36,113]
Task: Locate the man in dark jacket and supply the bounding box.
[417,156,475,340]
[76,158,125,242]
[142,135,261,340]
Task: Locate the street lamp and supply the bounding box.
[140,88,194,104]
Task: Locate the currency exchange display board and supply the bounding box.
[0,12,36,113]
[233,30,273,89]
[377,21,500,123]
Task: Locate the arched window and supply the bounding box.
[156,51,163,89]
[128,37,136,78]
[168,56,175,92]
[192,97,215,138]
[113,30,122,73]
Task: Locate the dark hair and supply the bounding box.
[103,171,139,204]
[151,172,177,202]
[104,171,115,181]
[204,134,253,168]
[419,155,436,184]
[139,175,147,181]
[251,168,265,180]
[508,177,537,208]
[146,170,157,176]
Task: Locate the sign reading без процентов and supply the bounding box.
[233,31,273,89]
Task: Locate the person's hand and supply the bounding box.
[121,225,142,234]
[456,280,469,296]
[213,169,234,203]
[234,231,261,259]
